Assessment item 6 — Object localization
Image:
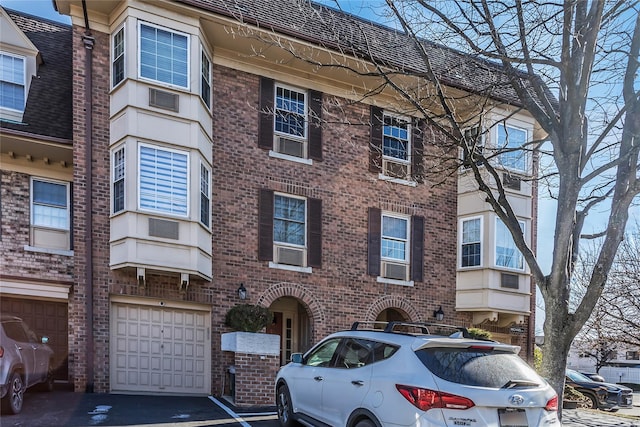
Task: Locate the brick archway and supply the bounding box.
[256,282,325,335]
[365,295,423,323]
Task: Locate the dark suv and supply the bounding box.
[565,369,633,411]
[0,316,55,414]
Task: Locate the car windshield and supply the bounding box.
[416,347,542,388]
[566,370,593,382]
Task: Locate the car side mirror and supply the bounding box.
[291,353,303,364]
[41,336,49,344]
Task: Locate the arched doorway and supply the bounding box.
[375,307,408,325]
[266,296,311,365]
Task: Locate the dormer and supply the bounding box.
[0,7,41,123]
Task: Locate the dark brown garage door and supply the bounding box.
[0,297,68,381]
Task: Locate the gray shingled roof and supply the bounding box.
[177,0,545,109]
[1,9,72,141]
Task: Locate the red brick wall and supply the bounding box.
[232,353,280,407]
[0,170,73,281]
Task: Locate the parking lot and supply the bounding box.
[1,386,638,427]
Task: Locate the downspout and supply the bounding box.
[81,0,95,393]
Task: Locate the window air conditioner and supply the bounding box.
[383,159,410,179]
[276,136,305,158]
[275,245,305,267]
[382,261,409,281]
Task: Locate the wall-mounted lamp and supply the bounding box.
[237,283,247,300]
[433,306,444,322]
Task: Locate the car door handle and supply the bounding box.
[314,376,324,382]
[351,380,364,386]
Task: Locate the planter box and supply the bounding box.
[221,331,280,355]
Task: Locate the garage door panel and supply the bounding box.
[111,302,210,395]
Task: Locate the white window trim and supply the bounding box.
[200,46,212,109]
[273,82,308,141]
[377,174,417,187]
[30,177,70,231]
[381,212,410,264]
[268,262,312,274]
[273,192,307,250]
[111,25,125,89]
[137,21,191,90]
[0,51,26,113]
[459,123,485,168]
[268,150,313,165]
[199,160,211,229]
[137,142,190,218]
[494,217,526,271]
[495,123,529,173]
[459,216,483,268]
[111,144,125,215]
[376,276,414,287]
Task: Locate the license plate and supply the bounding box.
[626,397,632,405]
[498,408,528,427]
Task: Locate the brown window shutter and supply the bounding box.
[411,215,424,282]
[412,119,425,183]
[368,207,381,276]
[258,77,274,150]
[258,189,274,261]
[308,198,322,268]
[309,90,323,161]
[369,106,383,173]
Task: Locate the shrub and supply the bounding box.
[467,327,492,340]
[224,304,273,333]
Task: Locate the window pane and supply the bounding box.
[497,125,526,171]
[139,24,188,88]
[139,145,188,215]
[201,51,211,107]
[200,164,210,226]
[383,115,409,160]
[32,180,68,229]
[496,218,524,269]
[113,147,125,213]
[275,86,306,137]
[381,215,407,261]
[274,195,305,245]
[112,28,125,86]
[0,54,25,111]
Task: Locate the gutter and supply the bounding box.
[81,0,95,394]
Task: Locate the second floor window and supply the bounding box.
[461,217,481,267]
[30,178,71,251]
[0,52,25,111]
[495,218,525,270]
[139,23,189,88]
[201,49,211,108]
[139,144,188,216]
[497,124,527,172]
[382,114,411,179]
[200,163,210,227]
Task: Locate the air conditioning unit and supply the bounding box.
[275,245,305,267]
[382,261,409,281]
[276,136,305,158]
[383,159,410,179]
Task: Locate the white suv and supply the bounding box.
[275,322,560,427]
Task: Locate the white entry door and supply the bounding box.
[110,300,211,394]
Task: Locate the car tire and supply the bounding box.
[354,419,376,427]
[277,383,297,427]
[582,393,598,410]
[1,371,25,415]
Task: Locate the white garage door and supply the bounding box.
[110,300,211,394]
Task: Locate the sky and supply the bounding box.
[3,0,637,335]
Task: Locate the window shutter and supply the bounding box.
[412,119,425,183]
[411,215,424,282]
[258,77,274,150]
[308,197,322,268]
[368,207,381,276]
[369,106,383,173]
[258,189,274,261]
[309,90,323,161]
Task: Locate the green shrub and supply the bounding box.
[224,304,273,333]
[467,328,492,340]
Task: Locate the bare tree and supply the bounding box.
[215,0,640,411]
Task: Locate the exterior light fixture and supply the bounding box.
[433,306,444,322]
[237,283,247,300]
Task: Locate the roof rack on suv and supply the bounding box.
[350,321,470,337]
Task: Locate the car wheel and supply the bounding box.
[354,419,376,427]
[1,371,25,414]
[580,393,598,410]
[277,384,297,427]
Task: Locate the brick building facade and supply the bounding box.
[1,0,538,406]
